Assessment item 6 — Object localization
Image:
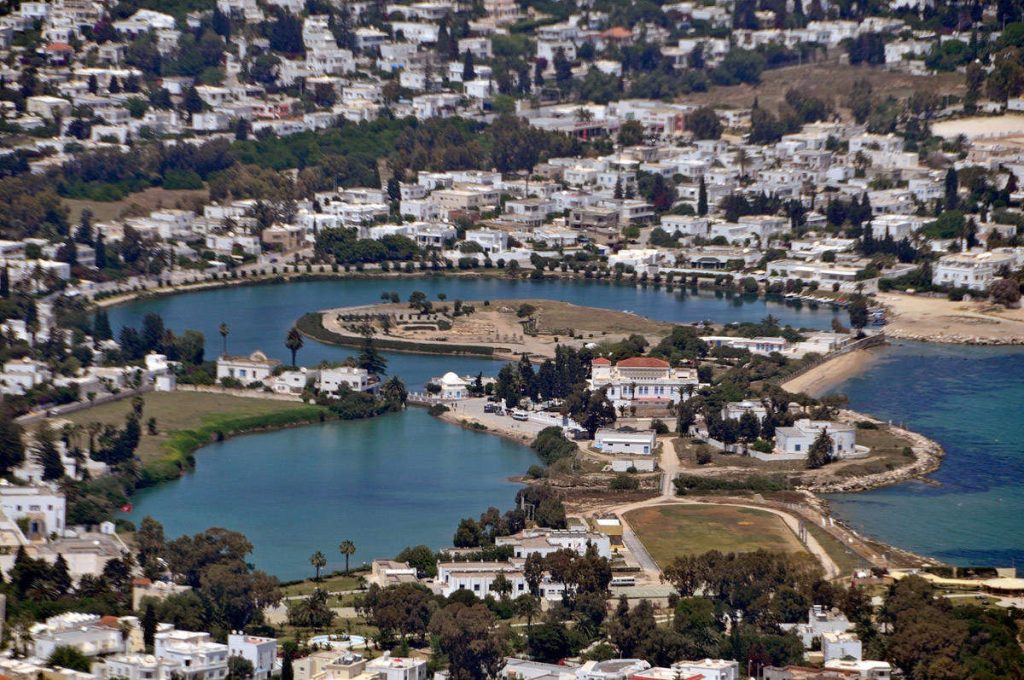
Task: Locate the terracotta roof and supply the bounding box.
[133,577,153,586]
[98,615,120,628]
[616,357,670,368]
[45,42,73,51]
[591,357,612,365]
[600,26,632,39]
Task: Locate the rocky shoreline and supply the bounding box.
[802,410,945,494]
[884,327,1024,345]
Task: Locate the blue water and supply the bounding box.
[128,409,536,580]
[111,277,1024,572]
[108,276,841,388]
[824,341,1024,567]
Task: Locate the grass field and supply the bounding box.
[687,61,963,114]
[625,504,805,567]
[281,571,365,597]
[63,391,325,465]
[63,187,209,223]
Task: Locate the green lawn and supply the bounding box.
[625,504,805,568]
[281,572,365,597]
[63,391,327,465]
[802,521,872,577]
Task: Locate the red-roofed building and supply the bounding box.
[590,356,699,409]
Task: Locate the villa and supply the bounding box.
[495,527,612,560]
[589,357,699,410]
[770,419,862,461]
[436,561,528,598]
[216,351,280,385]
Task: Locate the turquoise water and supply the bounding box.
[127,408,536,580]
[824,341,1024,567]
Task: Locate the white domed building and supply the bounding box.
[437,371,469,400]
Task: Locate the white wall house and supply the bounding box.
[772,419,859,461]
[437,562,528,598]
[0,482,65,538]
[216,351,281,385]
[154,631,228,680]
[932,249,1018,291]
[822,632,862,664]
[228,633,277,680]
[317,366,373,393]
[593,428,656,455]
[365,655,429,680]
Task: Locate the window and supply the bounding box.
[794,444,801,452]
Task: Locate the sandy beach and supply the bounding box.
[781,348,878,397]
[878,292,1024,345]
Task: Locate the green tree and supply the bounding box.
[228,656,254,680]
[142,602,157,651]
[47,646,91,672]
[285,327,304,366]
[310,550,327,580]
[338,540,356,573]
[805,429,833,469]
[685,106,723,140]
[0,410,26,475]
[219,322,230,356]
[944,167,959,211]
[462,50,476,82]
[618,120,644,147]
[429,603,504,680]
[33,423,65,481]
[697,176,708,216]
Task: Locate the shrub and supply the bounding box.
[610,474,640,490]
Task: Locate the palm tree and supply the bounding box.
[285,327,304,367]
[310,551,327,581]
[338,540,356,574]
[86,421,103,455]
[219,322,230,356]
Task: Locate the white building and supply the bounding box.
[32,613,127,660]
[589,357,699,409]
[495,527,612,560]
[317,366,374,393]
[0,481,65,538]
[822,632,862,663]
[670,659,740,680]
[435,372,469,400]
[154,631,228,680]
[722,400,768,422]
[365,655,429,680]
[436,561,528,598]
[0,358,53,395]
[773,419,859,460]
[101,654,183,680]
[932,248,1019,291]
[216,351,281,385]
[593,428,656,455]
[228,633,277,680]
[786,605,853,648]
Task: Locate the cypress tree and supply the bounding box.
[0,267,8,299]
[95,231,107,269]
[697,176,708,216]
[93,309,113,341]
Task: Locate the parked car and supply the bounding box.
[511,411,529,421]
[483,403,497,413]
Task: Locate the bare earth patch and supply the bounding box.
[877,292,1024,344]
